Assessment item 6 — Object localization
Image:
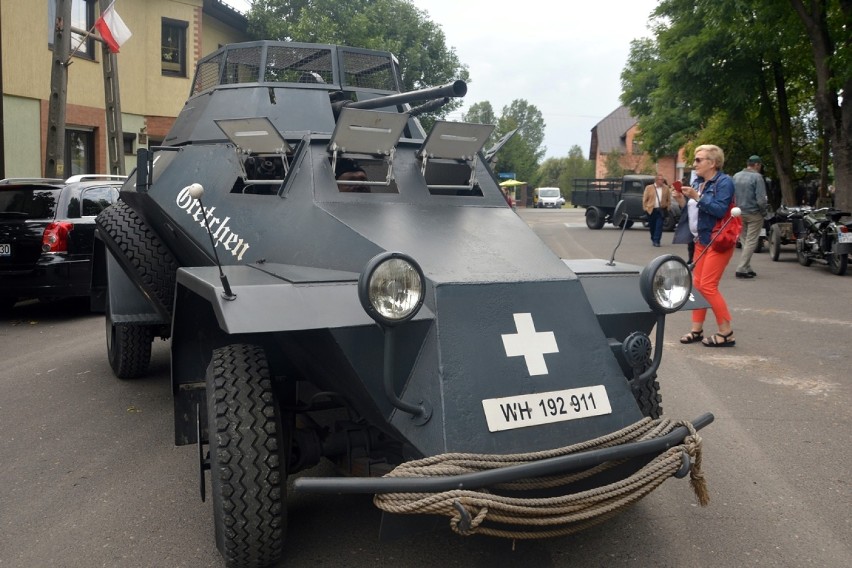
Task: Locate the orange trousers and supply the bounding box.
[692,243,734,326]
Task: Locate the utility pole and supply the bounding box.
[100,0,125,175]
[45,0,72,178]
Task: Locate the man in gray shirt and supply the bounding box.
[733,155,769,278]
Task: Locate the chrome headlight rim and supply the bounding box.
[358,251,425,326]
[640,254,692,314]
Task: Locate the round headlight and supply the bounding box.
[358,252,425,325]
[640,255,692,314]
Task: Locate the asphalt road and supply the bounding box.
[1,206,850,567]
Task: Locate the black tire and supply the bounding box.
[632,374,662,419]
[828,247,848,276]
[0,297,17,315]
[769,226,781,261]
[662,213,677,232]
[96,201,178,317]
[207,344,286,568]
[105,298,153,379]
[755,236,765,254]
[585,208,605,230]
[796,238,812,266]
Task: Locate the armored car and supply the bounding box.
[94,41,713,568]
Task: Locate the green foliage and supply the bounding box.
[620,0,851,208]
[464,99,546,183]
[535,146,594,201]
[246,0,469,118]
[463,102,497,126]
[604,152,625,178]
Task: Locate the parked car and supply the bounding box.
[0,174,124,312]
[534,187,565,208]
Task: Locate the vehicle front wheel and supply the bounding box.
[796,239,812,266]
[585,208,605,230]
[207,344,287,568]
[828,247,848,276]
[632,374,662,419]
[769,226,781,261]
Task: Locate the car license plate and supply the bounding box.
[0,243,10,256]
[481,385,612,432]
[837,232,852,244]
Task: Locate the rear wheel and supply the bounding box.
[207,344,287,568]
[585,207,605,230]
[769,226,781,261]
[105,298,153,379]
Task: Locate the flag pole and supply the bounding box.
[66,0,118,64]
[65,23,98,65]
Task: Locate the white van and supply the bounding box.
[535,187,565,208]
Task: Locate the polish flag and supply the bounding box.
[95,1,132,53]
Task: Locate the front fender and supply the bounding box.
[176,263,433,335]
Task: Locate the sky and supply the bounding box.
[221,0,660,160]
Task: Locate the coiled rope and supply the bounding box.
[373,418,708,539]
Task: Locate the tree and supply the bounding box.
[621,0,849,208]
[789,0,852,211]
[536,146,595,202]
[463,99,546,183]
[604,151,625,178]
[463,101,497,127]
[246,0,469,118]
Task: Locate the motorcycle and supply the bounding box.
[792,207,852,275]
[768,205,812,261]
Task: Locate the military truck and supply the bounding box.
[572,175,678,230]
[93,41,712,568]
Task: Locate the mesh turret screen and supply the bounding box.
[264,46,334,84]
[341,51,397,91]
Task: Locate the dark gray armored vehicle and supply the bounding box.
[94,41,713,568]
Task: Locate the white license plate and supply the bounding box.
[481,385,612,432]
[0,243,10,256]
[837,232,852,244]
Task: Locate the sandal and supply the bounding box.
[680,330,703,344]
[702,331,736,347]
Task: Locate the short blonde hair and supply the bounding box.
[694,144,725,169]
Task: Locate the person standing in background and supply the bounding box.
[672,180,698,263]
[642,173,671,247]
[733,155,768,279]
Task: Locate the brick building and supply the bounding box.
[0,0,249,178]
[589,106,688,184]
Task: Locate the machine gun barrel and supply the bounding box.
[335,80,467,113]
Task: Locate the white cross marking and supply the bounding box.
[501,313,558,376]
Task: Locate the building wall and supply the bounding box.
[0,0,247,177]
[202,11,250,53]
[593,124,682,183]
[1,97,43,178]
